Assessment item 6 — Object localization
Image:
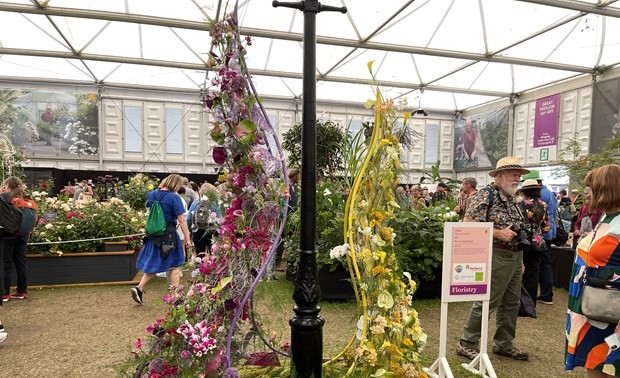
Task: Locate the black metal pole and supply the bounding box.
[272,2,346,376]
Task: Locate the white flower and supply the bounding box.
[329,243,349,259]
[44,223,54,229]
[358,226,372,237]
[323,188,332,196]
[66,224,74,230]
[371,234,386,247]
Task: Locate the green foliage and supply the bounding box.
[478,111,509,168]
[417,161,461,190]
[285,180,346,273]
[391,202,457,283]
[117,173,160,211]
[282,120,347,179]
[36,120,54,139]
[555,133,620,189]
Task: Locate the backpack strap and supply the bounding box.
[478,185,495,222]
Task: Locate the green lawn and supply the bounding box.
[0,272,583,377]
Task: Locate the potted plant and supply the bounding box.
[284,180,354,300]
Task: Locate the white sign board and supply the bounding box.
[442,222,493,302]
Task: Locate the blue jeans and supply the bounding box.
[537,240,553,302]
[3,237,28,294]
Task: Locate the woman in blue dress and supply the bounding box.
[131,174,191,305]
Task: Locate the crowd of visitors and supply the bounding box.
[1,157,619,378]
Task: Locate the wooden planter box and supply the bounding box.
[21,250,140,287]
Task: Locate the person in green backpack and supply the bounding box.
[131,174,192,305]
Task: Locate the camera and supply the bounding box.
[511,224,532,250]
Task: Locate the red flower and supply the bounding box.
[41,183,47,188]
[213,146,228,165]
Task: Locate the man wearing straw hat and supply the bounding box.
[456,157,530,361]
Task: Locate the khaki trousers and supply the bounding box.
[460,247,523,351]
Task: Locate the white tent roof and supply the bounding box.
[1,0,619,110]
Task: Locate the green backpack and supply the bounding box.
[145,191,169,236]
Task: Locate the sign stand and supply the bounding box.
[460,299,497,378]
[424,223,496,378]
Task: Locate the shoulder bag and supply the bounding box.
[552,209,569,246]
[580,219,620,324]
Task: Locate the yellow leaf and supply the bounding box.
[367,60,374,74]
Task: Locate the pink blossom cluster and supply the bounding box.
[177,320,218,357]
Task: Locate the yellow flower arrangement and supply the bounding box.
[324,62,427,376]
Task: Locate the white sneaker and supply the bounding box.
[0,329,7,343]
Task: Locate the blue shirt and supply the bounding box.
[146,190,184,223]
[540,186,557,240]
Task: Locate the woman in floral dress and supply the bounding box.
[517,179,550,305]
[566,164,620,377]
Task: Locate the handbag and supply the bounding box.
[581,277,620,324]
[518,286,537,318]
[552,210,569,246]
[580,219,620,323]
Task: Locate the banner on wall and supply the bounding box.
[592,78,620,153]
[533,94,560,148]
[454,107,509,170]
[0,88,99,158]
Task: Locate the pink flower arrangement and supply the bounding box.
[130,9,288,377]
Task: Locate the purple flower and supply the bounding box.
[179,350,190,359]
[223,367,240,378]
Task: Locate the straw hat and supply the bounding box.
[519,179,542,191]
[488,157,530,177]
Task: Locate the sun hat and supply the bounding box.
[488,157,530,177]
[521,169,542,181]
[519,179,542,192]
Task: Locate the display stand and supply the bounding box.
[424,222,496,378]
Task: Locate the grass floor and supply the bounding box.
[0,271,585,378]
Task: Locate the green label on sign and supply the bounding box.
[540,148,549,161]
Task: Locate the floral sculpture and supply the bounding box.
[130,9,288,378]
[325,62,428,377]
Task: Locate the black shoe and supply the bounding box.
[131,286,144,305]
[536,297,553,305]
[492,344,528,361]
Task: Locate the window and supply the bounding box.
[425,123,440,164]
[124,106,142,153]
[347,117,363,138]
[166,108,183,154]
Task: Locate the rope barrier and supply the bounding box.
[27,233,145,246]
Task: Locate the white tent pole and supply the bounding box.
[0,2,595,74]
[517,0,620,17]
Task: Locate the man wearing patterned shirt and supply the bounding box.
[456,157,530,362]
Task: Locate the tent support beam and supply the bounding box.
[0,2,595,73]
[516,0,620,17]
[0,47,510,97]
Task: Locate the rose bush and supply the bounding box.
[27,193,145,254]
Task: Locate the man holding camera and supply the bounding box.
[456,157,530,361]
